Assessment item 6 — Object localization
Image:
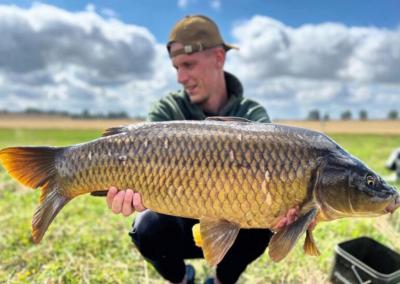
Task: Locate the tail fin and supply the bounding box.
[0,146,70,244]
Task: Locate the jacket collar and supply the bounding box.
[181,71,243,118]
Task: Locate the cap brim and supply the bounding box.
[224,43,239,51]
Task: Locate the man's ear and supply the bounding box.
[214,47,225,69]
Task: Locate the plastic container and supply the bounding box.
[330,237,400,284]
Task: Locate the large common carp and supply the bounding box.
[0,118,399,264]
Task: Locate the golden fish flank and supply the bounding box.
[0,118,399,266]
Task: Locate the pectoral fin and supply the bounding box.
[268,208,317,262]
[304,229,320,256]
[195,218,240,266]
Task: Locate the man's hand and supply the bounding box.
[272,207,299,231]
[272,206,316,232]
[106,186,146,216]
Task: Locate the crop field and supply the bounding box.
[0,114,399,134]
[0,123,399,283]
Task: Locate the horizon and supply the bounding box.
[1,107,398,121]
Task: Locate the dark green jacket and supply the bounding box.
[147,72,270,123]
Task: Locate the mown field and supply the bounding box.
[0,127,399,284]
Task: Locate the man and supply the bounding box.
[107,15,298,284]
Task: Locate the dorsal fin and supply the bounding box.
[102,126,129,137]
[206,116,252,123]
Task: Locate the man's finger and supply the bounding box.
[122,189,134,217]
[272,217,287,231]
[287,208,298,224]
[133,192,146,212]
[112,191,125,214]
[106,186,118,209]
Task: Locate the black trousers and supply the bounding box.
[129,210,273,284]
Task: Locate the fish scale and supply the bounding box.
[1,119,398,264]
[55,121,321,228]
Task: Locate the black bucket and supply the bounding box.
[330,237,400,284]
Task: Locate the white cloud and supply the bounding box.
[0,3,156,81]
[226,15,400,119]
[177,0,191,9]
[348,86,373,103]
[100,8,118,18]
[85,3,96,13]
[339,28,400,83]
[230,16,400,84]
[177,0,219,10]
[0,3,176,117]
[210,0,221,10]
[295,84,341,103]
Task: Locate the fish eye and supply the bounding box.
[366,174,376,187]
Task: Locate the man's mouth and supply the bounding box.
[185,85,197,94]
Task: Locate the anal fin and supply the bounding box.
[304,229,320,256]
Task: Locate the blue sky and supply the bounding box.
[0,0,399,119]
[3,0,399,41]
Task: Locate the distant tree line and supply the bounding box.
[70,108,130,119]
[0,108,145,120]
[307,109,399,121]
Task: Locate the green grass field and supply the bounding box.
[0,129,399,284]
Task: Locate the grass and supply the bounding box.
[0,128,399,283]
[0,128,102,148]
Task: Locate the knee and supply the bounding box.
[227,229,272,262]
[129,211,157,257]
[216,230,272,283]
[128,211,177,260]
[246,229,273,259]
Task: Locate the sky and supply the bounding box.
[0,0,399,120]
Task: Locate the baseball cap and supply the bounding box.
[167,15,237,58]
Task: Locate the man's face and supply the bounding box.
[170,43,222,105]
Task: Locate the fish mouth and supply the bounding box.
[385,194,400,214]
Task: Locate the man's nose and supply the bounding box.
[177,69,188,84]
